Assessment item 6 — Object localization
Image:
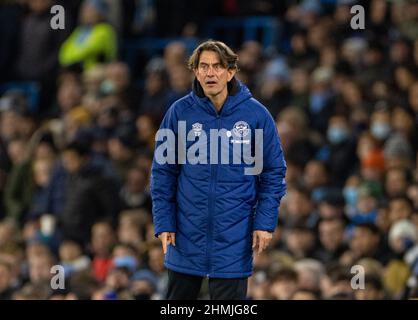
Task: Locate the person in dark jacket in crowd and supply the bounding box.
[314,217,348,264]
[14,0,69,81]
[44,141,119,245]
[151,40,287,300]
[317,114,358,187]
[119,166,152,212]
[13,0,71,112]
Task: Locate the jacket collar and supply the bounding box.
[190,77,252,116]
[192,77,241,98]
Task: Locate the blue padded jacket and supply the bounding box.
[151,78,287,278]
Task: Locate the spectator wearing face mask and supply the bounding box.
[308,66,335,135]
[370,107,392,142]
[99,62,140,114]
[317,114,358,187]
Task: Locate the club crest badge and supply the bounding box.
[192,122,203,137]
[232,121,250,138]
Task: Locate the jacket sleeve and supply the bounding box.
[253,107,287,232]
[150,104,180,237]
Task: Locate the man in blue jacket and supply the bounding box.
[151,40,287,299]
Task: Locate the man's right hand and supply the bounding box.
[158,232,176,254]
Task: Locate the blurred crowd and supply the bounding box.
[0,0,418,300]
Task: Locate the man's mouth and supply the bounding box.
[206,81,217,86]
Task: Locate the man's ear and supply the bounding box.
[227,68,237,82]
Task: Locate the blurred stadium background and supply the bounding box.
[0,0,418,300]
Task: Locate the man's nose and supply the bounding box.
[206,66,215,76]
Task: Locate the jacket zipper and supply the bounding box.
[207,114,221,278]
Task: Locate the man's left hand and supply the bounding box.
[252,230,273,255]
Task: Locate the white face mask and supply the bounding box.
[327,126,349,144]
[371,122,391,140]
[100,80,115,95]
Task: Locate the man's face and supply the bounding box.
[91,223,114,255]
[388,199,412,224]
[319,220,344,251]
[350,227,379,257]
[385,169,407,197]
[59,242,81,262]
[57,81,82,113]
[286,229,315,256]
[62,150,84,174]
[303,161,327,189]
[285,190,312,217]
[194,50,235,99]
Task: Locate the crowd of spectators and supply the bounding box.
[0,0,418,300]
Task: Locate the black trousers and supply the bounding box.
[166,270,248,300]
